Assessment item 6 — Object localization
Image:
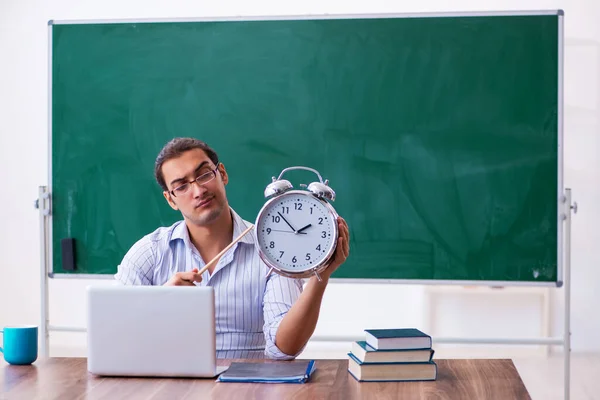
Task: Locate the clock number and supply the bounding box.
[281,206,289,214]
[266,228,271,235]
[279,251,284,258]
[269,241,275,248]
[318,217,323,225]
[292,256,297,263]
[321,231,327,238]
[294,203,303,210]
[310,207,313,214]
[316,244,321,251]
[305,253,311,261]
[272,215,280,223]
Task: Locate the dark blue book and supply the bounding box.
[347,352,437,382]
[364,328,432,350]
[352,341,435,363]
[216,360,315,383]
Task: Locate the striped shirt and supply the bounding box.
[114,208,304,360]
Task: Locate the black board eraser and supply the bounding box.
[61,238,76,271]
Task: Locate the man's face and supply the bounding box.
[161,148,229,227]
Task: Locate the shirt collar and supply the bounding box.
[171,220,193,249]
[231,207,256,245]
[170,207,256,246]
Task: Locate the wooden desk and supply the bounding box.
[1,358,530,399]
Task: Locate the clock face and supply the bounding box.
[256,192,337,273]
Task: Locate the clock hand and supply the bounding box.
[277,212,297,232]
[296,223,312,234]
[269,229,306,235]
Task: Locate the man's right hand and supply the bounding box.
[164,268,203,286]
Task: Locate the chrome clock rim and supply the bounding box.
[254,190,339,279]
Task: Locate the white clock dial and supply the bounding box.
[256,192,337,273]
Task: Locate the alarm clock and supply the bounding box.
[254,166,339,281]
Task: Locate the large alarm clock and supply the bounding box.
[254,166,339,281]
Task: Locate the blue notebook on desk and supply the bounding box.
[216,360,316,383]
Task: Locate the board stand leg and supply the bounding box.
[35,186,51,358]
[562,188,576,400]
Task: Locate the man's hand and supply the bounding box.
[273,216,350,355]
[320,216,350,280]
[164,268,203,286]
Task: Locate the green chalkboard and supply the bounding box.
[50,12,562,284]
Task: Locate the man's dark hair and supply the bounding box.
[154,137,219,191]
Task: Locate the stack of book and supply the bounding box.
[347,328,437,382]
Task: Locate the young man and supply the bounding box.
[115,137,350,359]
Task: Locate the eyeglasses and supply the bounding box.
[169,163,220,197]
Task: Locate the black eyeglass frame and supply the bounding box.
[169,162,220,197]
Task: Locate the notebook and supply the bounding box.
[217,360,316,383]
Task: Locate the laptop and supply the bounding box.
[86,284,227,377]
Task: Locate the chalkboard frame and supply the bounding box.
[47,10,565,286]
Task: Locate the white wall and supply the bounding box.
[1,0,599,357]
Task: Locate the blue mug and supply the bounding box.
[0,326,38,365]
